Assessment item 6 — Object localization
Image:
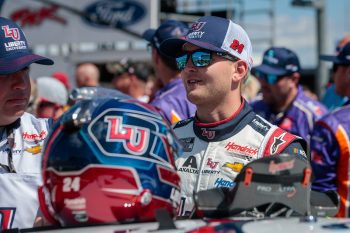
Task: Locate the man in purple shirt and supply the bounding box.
[143,20,196,125]
[250,47,328,143]
[310,42,350,217]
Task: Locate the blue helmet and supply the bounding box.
[39,98,182,226]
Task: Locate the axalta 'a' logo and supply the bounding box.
[2,25,20,40]
[268,159,295,174]
[223,162,244,173]
[105,116,149,155]
[201,128,215,140]
[191,22,206,31]
[225,142,258,157]
[22,130,47,142]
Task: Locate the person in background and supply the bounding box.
[75,63,100,87]
[27,77,38,114]
[52,71,71,91]
[160,15,308,217]
[35,76,68,121]
[0,17,53,230]
[241,74,260,102]
[107,60,152,102]
[143,19,196,125]
[310,41,350,217]
[250,47,328,143]
[321,34,350,110]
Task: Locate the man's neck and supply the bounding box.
[196,95,242,123]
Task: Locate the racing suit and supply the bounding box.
[0,113,51,230]
[150,78,196,125]
[250,86,328,142]
[174,99,308,216]
[310,101,350,217]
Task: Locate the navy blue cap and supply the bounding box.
[253,47,300,76]
[0,17,53,75]
[320,41,350,65]
[142,19,189,50]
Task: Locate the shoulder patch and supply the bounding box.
[263,128,297,156]
[249,115,271,136]
[172,117,194,129]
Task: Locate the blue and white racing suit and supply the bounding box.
[173,99,307,216]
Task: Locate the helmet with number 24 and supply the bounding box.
[38,98,182,226]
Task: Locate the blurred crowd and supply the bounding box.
[2,13,350,231]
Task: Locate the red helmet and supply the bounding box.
[38,98,182,226]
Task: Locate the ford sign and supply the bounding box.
[84,0,146,28]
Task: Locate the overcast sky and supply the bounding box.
[239,0,349,68]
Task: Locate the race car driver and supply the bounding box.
[159,15,308,217]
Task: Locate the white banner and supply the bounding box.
[0,0,157,45]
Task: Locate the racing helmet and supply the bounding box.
[38,98,182,226]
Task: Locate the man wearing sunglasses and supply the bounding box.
[310,42,350,217]
[142,20,196,125]
[160,16,308,217]
[250,47,328,143]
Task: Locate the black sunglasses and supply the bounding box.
[175,50,238,70]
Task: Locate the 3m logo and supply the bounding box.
[230,39,244,54]
[2,26,20,40]
[105,116,149,155]
[0,208,16,231]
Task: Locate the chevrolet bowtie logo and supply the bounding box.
[25,145,42,154]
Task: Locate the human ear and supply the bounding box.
[233,60,249,82]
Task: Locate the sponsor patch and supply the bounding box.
[177,167,198,174]
[201,128,215,140]
[181,156,197,169]
[214,178,235,188]
[25,145,42,154]
[263,128,296,156]
[222,162,244,173]
[293,147,306,158]
[22,130,47,142]
[206,158,219,169]
[225,142,258,157]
